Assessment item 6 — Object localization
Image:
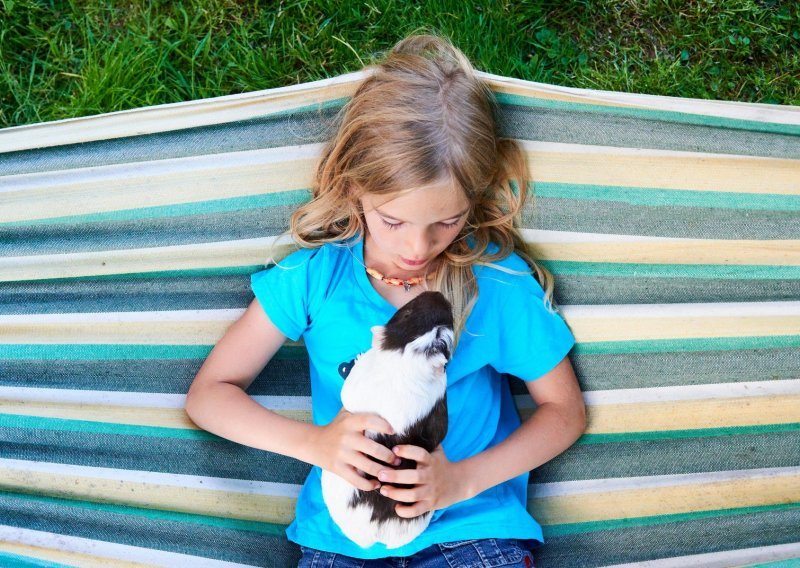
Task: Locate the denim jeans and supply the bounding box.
[298,538,535,567]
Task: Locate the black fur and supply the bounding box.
[380,292,454,354]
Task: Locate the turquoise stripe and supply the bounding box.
[0,189,311,228]
[0,343,308,360]
[538,260,800,280]
[32,265,267,283]
[0,344,214,360]
[1,337,795,360]
[535,182,800,212]
[0,553,74,568]
[579,423,800,444]
[22,262,800,284]
[0,489,288,536]
[495,92,800,136]
[0,413,221,440]
[541,502,800,537]
[573,336,800,355]
[745,560,800,568]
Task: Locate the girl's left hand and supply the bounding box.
[375,444,468,517]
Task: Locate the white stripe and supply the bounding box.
[0,458,301,498]
[0,386,312,411]
[530,466,800,498]
[0,234,297,283]
[0,309,244,325]
[582,379,800,404]
[559,300,800,319]
[599,542,800,568]
[0,526,261,568]
[480,71,800,126]
[3,299,797,324]
[0,144,322,194]
[516,379,800,408]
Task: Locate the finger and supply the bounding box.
[395,501,431,519]
[350,453,389,479]
[341,466,380,492]
[392,444,429,463]
[355,438,400,467]
[376,467,421,485]
[379,484,420,504]
[360,413,395,436]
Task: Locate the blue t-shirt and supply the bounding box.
[250,236,575,559]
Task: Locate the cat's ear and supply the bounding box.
[370,326,385,349]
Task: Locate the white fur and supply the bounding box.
[320,325,453,549]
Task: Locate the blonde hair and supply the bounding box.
[289,33,560,341]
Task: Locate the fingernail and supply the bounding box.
[393,458,402,466]
[378,471,387,481]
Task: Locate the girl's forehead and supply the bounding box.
[361,183,471,221]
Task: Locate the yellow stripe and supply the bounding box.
[0,466,295,524]
[530,473,800,525]
[519,395,800,433]
[527,239,800,265]
[1,156,316,224]
[488,80,643,110]
[5,144,797,226]
[0,319,232,346]
[567,314,800,343]
[0,399,309,429]
[7,395,798,435]
[526,147,800,195]
[2,312,796,345]
[0,541,153,568]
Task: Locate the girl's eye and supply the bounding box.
[381,219,403,230]
[379,218,460,230]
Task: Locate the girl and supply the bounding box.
[185,34,586,567]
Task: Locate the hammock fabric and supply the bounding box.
[1,70,799,568]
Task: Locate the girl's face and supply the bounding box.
[359,181,471,276]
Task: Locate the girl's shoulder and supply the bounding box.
[474,243,544,296]
[265,240,353,271]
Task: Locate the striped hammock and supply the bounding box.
[1,70,799,568]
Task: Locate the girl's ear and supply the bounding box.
[370,326,385,349]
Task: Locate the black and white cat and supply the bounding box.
[321,291,454,549]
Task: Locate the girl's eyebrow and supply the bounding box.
[376,206,470,223]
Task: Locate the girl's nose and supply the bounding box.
[408,228,434,258]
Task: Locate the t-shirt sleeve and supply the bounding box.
[490,271,576,382]
[249,247,321,341]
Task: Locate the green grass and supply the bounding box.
[1,0,798,128]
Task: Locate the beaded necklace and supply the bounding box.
[365,266,435,292]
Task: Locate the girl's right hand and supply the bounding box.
[311,408,400,492]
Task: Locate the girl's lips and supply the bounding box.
[401,257,427,266]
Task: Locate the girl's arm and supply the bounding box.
[376,355,586,515]
[184,298,397,491]
[456,355,586,501]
